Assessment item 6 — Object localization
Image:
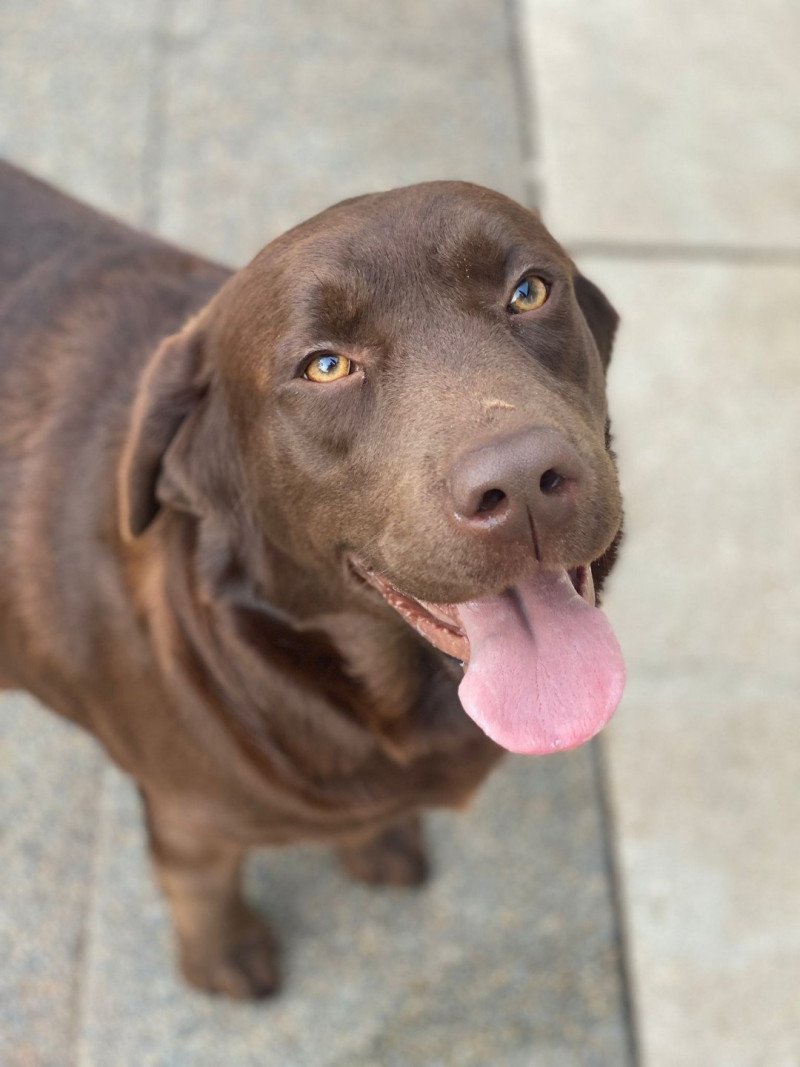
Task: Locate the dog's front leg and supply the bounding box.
[141,791,279,998]
[336,813,429,887]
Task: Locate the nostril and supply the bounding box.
[476,488,506,514]
[539,469,565,494]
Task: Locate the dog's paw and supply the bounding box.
[179,911,280,999]
[337,817,429,887]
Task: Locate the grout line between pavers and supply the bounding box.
[72,762,114,1067]
[568,239,800,266]
[590,737,642,1067]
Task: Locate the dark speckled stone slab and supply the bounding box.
[74,754,629,1067]
[0,695,102,1067]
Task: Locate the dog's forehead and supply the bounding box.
[262,186,571,340]
[289,183,566,277]
[219,184,573,361]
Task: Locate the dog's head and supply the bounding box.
[120,182,625,755]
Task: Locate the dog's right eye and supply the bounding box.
[303,353,352,383]
[508,275,549,313]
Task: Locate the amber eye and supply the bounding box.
[508,275,549,313]
[303,352,352,383]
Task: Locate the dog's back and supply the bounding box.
[0,161,112,292]
[0,163,227,699]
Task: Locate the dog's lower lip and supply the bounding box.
[569,565,591,600]
[347,558,470,661]
[347,557,596,662]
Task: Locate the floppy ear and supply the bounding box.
[574,271,619,369]
[118,316,208,540]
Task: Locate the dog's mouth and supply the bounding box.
[349,558,625,756]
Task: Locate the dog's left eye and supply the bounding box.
[304,353,352,383]
[508,275,549,313]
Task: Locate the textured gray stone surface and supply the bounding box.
[594,259,800,681]
[606,674,800,1067]
[586,256,800,1065]
[76,755,629,1067]
[521,0,800,248]
[155,0,527,265]
[0,0,159,228]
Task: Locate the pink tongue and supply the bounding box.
[457,569,625,755]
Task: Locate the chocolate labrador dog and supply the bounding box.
[0,161,624,998]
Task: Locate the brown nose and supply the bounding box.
[448,427,586,558]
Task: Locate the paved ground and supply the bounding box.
[1,2,798,1065]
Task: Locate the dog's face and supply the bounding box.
[121,182,626,757]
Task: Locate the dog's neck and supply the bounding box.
[152,509,479,773]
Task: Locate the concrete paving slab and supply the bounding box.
[153,0,526,264]
[588,259,800,683]
[579,256,800,1064]
[606,673,800,1067]
[77,754,630,1067]
[0,0,160,228]
[520,0,800,248]
[0,694,102,1067]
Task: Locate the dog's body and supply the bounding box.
[0,161,623,997]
